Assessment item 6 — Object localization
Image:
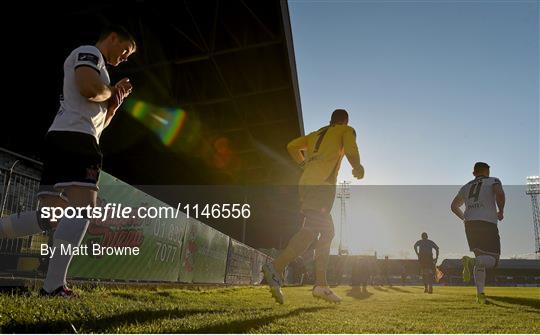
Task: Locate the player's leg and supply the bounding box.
[42,185,96,295]
[0,191,67,239]
[312,213,341,303]
[263,226,316,304]
[41,132,102,296]
[466,220,500,303]
[462,220,478,283]
[273,226,318,275]
[0,210,47,239]
[264,186,322,304]
[0,142,66,238]
[427,264,434,293]
[472,251,497,303]
[419,257,428,292]
[422,268,429,293]
[272,185,324,275]
[313,213,333,287]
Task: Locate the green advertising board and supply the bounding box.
[178,219,229,283]
[225,239,255,285]
[251,250,269,285]
[68,172,187,282]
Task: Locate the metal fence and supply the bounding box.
[0,151,48,276]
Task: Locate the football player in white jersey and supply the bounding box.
[451,162,505,304]
[0,25,136,297]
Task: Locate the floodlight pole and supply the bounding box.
[525,176,540,258]
[337,181,350,255]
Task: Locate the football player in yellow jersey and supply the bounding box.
[262,109,364,303]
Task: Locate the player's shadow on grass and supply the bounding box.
[187,306,331,333]
[371,285,388,292]
[3,305,322,333]
[2,308,222,333]
[346,287,373,300]
[488,296,540,310]
[486,300,514,309]
[386,286,412,293]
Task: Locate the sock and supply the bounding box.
[273,228,316,274]
[474,255,496,295]
[314,235,332,286]
[42,217,89,293]
[473,264,486,294]
[0,211,44,238]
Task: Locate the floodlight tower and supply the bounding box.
[337,181,351,255]
[525,176,540,257]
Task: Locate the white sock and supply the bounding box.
[474,265,485,294]
[43,217,89,293]
[474,255,495,295]
[0,211,43,238]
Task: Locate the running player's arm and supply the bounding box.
[103,98,119,129]
[451,188,465,221]
[413,241,420,256]
[75,67,114,102]
[343,127,364,179]
[433,242,440,261]
[287,136,308,166]
[493,178,505,220]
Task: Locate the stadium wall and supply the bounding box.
[0,149,272,284]
[70,172,272,284]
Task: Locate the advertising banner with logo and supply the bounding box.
[178,219,229,284]
[68,173,187,281]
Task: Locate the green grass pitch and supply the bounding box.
[1,285,538,333]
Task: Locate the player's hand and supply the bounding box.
[108,85,128,112]
[497,211,504,221]
[108,89,122,112]
[115,78,133,99]
[352,164,364,179]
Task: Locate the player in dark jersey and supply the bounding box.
[413,232,439,294]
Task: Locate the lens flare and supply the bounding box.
[124,99,187,146]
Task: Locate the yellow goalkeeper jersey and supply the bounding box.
[287,124,361,186]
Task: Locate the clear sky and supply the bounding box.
[288,0,539,259]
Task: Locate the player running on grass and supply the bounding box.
[262,109,364,304]
[0,25,136,297]
[451,162,505,304]
[413,232,439,294]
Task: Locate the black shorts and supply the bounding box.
[299,185,336,213]
[464,220,501,256]
[418,255,435,270]
[38,131,102,197]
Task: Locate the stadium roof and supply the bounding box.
[3,1,305,247]
[8,1,304,186]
